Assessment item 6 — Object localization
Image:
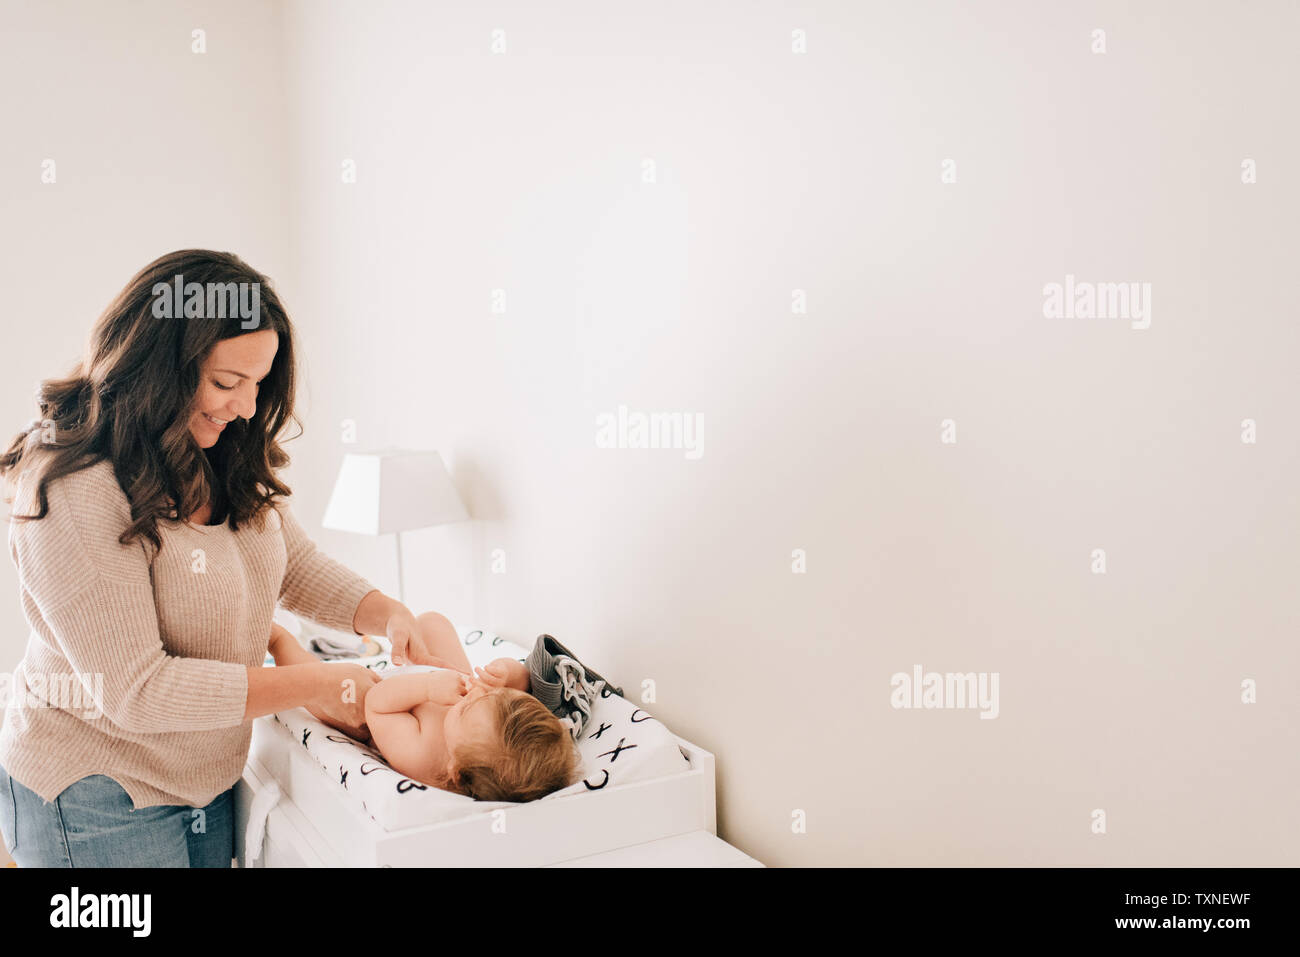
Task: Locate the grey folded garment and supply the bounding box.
[525,634,624,740]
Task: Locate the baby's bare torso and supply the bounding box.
[405,701,451,781]
[368,666,455,785]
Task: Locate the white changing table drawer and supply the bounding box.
[544,831,764,867]
[235,754,341,867]
[236,712,723,867]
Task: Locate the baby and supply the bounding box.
[268,619,577,803]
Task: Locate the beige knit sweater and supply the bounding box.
[0,458,378,809]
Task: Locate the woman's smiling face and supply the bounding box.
[189,330,279,448]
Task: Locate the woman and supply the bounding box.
[0,249,461,867]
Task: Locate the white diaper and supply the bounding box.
[376,662,444,680]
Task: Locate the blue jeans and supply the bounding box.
[0,762,233,868]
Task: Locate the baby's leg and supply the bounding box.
[416,611,473,673]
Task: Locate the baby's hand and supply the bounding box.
[425,669,473,707]
[472,659,512,689]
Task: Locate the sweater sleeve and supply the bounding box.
[276,502,379,635]
[9,463,250,735]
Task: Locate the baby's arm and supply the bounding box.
[364,672,466,775]
[367,671,469,713]
[365,671,468,741]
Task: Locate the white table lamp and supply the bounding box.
[321,449,469,604]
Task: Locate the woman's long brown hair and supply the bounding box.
[0,249,300,553]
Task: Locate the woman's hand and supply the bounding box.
[352,591,470,672]
[308,662,380,741]
[385,607,466,671]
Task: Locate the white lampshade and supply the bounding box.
[321,449,469,535]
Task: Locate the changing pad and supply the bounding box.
[263,626,690,832]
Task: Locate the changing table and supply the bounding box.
[233,625,762,867]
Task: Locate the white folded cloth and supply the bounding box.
[244,780,282,866]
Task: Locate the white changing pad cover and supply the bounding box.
[265,626,690,832]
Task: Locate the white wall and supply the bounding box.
[0,1,290,652]
[3,0,1297,867]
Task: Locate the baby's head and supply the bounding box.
[436,683,578,802]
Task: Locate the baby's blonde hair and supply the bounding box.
[433,687,578,802]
